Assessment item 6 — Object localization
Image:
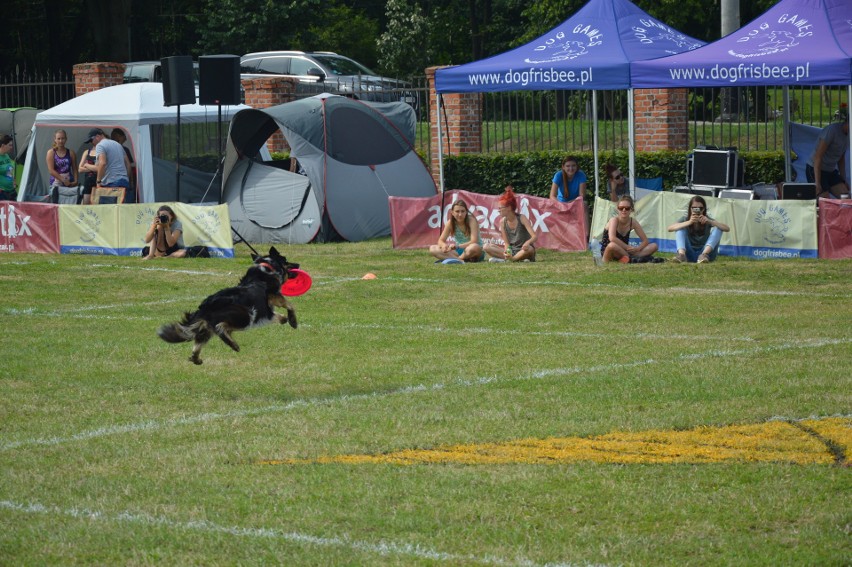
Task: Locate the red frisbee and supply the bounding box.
[281,269,312,296]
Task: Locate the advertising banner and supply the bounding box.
[818,199,852,259]
[592,193,818,259]
[58,203,234,257]
[0,202,60,253]
[389,189,588,252]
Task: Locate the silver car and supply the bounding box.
[240,51,418,109]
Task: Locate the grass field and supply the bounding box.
[1,241,850,565]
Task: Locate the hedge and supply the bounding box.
[442,150,786,208]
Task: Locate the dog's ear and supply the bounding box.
[269,246,280,258]
[251,252,259,262]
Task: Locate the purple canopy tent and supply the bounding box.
[433,0,704,192]
[631,0,852,183]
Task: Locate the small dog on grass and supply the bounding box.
[158,246,299,364]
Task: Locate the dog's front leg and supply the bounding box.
[270,295,298,328]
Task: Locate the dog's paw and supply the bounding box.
[190,355,203,365]
[288,311,298,329]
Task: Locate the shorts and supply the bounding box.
[806,165,845,194]
[455,247,485,262]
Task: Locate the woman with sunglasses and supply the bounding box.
[604,163,629,202]
[599,195,659,263]
[667,195,730,263]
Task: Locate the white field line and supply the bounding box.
[0,500,585,567]
[2,337,849,453]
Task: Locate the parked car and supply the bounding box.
[123,60,200,86]
[240,51,418,109]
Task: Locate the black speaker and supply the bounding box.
[199,55,241,106]
[161,56,195,107]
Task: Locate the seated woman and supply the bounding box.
[484,186,538,262]
[605,163,629,202]
[667,196,730,263]
[599,195,659,263]
[143,205,187,259]
[429,198,484,263]
[549,155,587,203]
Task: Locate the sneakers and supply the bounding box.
[697,253,710,264]
[670,252,687,263]
[488,257,506,263]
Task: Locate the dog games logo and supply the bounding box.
[631,18,702,54]
[525,24,603,64]
[190,208,223,245]
[74,208,103,243]
[728,14,813,59]
[754,203,791,245]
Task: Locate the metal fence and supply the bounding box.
[2,69,843,158]
[0,69,75,111]
[480,85,846,153]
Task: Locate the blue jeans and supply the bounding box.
[675,226,723,262]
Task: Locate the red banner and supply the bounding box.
[818,199,852,259]
[389,189,589,252]
[0,202,60,254]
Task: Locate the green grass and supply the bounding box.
[1,242,850,565]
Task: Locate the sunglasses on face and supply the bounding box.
[613,173,623,180]
[617,206,632,211]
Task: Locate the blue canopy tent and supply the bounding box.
[434,0,704,192]
[631,0,852,183]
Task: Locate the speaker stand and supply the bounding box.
[217,102,223,202]
[176,105,182,202]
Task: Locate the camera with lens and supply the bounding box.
[158,214,169,223]
[691,207,703,214]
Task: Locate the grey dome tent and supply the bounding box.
[222,94,437,244]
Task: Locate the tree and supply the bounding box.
[378,0,431,75]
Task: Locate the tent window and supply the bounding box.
[327,107,407,165]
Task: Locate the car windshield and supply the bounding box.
[313,55,374,76]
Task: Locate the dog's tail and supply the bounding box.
[157,313,211,344]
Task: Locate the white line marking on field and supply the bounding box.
[0,500,584,567]
[318,322,756,343]
[90,263,227,277]
[3,337,849,453]
[372,276,845,298]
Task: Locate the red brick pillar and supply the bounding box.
[241,76,298,154]
[426,66,483,188]
[634,88,689,152]
[73,63,125,96]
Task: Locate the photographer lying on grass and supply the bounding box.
[143,205,186,259]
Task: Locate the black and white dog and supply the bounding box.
[158,247,299,364]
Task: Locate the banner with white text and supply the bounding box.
[389,189,588,252]
[0,202,60,253]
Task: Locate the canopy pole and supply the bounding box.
[847,85,851,190]
[436,93,445,193]
[628,88,635,199]
[782,86,792,183]
[592,91,600,197]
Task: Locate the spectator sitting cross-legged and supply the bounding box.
[484,186,538,262]
[599,195,659,263]
[143,205,187,259]
[429,198,485,264]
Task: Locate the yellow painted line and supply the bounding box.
[260,417,851,466]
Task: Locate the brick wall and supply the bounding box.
[633,88,689,152]
[241,76,298,154]
[72,63,125,96]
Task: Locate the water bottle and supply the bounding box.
[590,237,603,266]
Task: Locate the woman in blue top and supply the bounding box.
[549,155,587,203]
[429,198,484,263]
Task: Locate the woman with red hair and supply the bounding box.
[484,187,538,262]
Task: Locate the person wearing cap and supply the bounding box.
[807,108,850,199]
[87,128,132,202]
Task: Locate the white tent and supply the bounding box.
[18,83,250,203]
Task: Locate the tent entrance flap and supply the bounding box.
[239,160,314,230]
